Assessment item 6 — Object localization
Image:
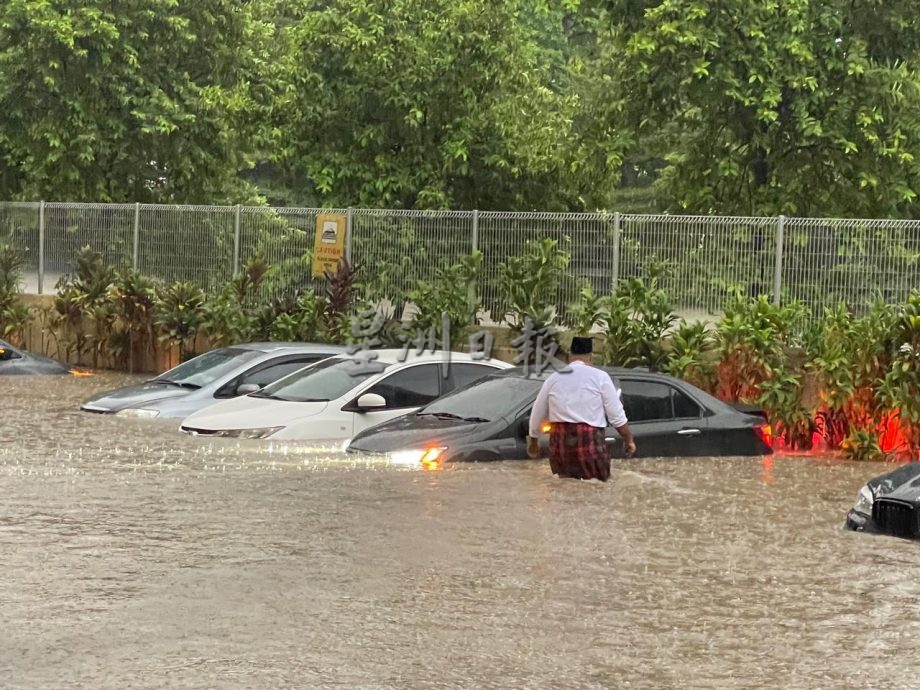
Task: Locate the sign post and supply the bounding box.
[311,213,347,278]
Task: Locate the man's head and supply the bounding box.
[569,336,594,364]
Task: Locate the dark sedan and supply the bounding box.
[346,366,774,467]
[846,462,920,539]
[0,338,87,376]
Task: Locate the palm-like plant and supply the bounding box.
[155,281,206,362]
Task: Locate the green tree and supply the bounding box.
[0,0,273,202]
[271,0,591,210]
[604,0,920,216]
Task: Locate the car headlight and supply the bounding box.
[853,484,874,516]
[215,427,284,439]
[388,446,447,469]
[115,408,160,419]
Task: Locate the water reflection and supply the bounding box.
[2,373,919,688]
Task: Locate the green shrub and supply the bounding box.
[600,263,675,370]
[662,320,716,391]
[0,244,29,345]
[496,237,570,334]
[106,269,158,372]
[565,283,607,335]
[155,281,206,361]
[715,294,809,402]
[407,251,482,345]
[841,429,889,462]
[757,367,815,451]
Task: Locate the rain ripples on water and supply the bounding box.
[2,374,919,688]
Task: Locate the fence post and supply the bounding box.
[132,202,140,270]
[345,207,353,265]
[471,209,479,252]
[773,215,785,306]
[611,211,621,293]
[233,204,241,276]
[38,201,45,295]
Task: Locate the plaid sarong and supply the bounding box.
[548,422,610,481]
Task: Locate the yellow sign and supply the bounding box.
[311,213,347,278]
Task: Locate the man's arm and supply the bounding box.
[602,376,636,457]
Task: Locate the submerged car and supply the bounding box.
[80,342,345,419]
[179,349,512,441]
[0,338,87,376]
[846,462,920,539]
[346,366,774,466]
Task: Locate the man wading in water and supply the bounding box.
[526,336,636,480]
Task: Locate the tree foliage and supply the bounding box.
[4,1,920,216]
[271,0,587,210]
[607,0,920,216]
[0,0,272,202]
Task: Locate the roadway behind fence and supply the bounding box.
[2,202,919,321]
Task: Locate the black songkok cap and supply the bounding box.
[570,336,593,355]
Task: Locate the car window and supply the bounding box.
[256,356,391,402]
[420,374,543,421]
[620,380,673,422]
[443,363,501,394]
[156,347,262,388]
[215,356,324,398]
[366,364,441,408]
[672,388,702,419]
[242,358,320,387]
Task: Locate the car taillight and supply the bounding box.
[754,423,774,449]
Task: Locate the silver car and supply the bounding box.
[80,342,346,419]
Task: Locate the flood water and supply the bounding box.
[3,373,920,689]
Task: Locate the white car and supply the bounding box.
[179,349,512,442]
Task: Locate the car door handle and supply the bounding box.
[677,428,701,436]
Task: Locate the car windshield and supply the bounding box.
[255,356,391,402]
[154,347,262,388]
[418,375,543,422]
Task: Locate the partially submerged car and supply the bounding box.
[81,342,345,419]
[846,462,920,539]
[179,349,512,442]
[346,366,774,467]
[0,338,88,376]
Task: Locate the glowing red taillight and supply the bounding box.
[754,423,774,449]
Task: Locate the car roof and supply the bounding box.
[489,364,667,380]
[486,365,740,414]
[329,349,512,365]
[229,342,348,353]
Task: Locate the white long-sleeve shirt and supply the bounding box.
[528,361,628,437]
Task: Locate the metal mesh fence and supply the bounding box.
[44,203,135,287]
[351,209,474,306]
[238,206,335,298]
[478,212,616,322]
[620,214,777,317]
[782,218,920,315]
[136,204,235,292]
[5,201,920,322]
[0,202,40,292]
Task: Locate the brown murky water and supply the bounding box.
[2,374,919,689]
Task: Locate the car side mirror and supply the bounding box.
[236,383,262,395]
[355,393,387,411]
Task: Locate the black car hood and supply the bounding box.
[349,412,501,454]
[81,381,190,411]
[870,461,920,503]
